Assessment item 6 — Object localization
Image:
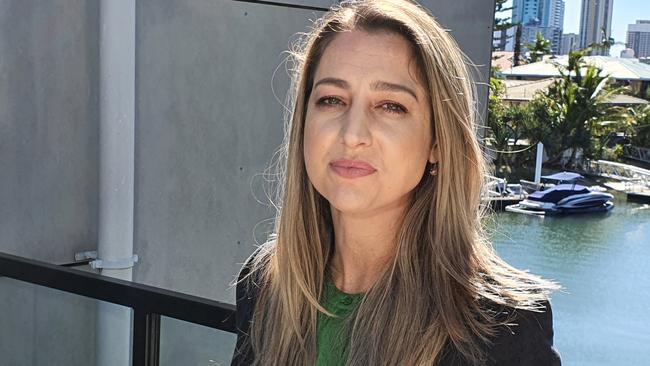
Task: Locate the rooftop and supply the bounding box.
[499,56,650,81]
[502,78,649,105]
[492,51,515,71]
[503,78,556,101]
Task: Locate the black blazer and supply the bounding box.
[230,254,561,366]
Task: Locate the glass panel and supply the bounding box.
[160,315,236,366]
[0,276,133,366]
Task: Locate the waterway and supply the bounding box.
[489,193,650,365]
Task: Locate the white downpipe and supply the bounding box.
[534,142,544,189]
[96,1,135,365]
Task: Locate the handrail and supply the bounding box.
[0,251,237,366]
[623,145,650,164]
[232,0,329,11]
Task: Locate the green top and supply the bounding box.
[316,281,365,366]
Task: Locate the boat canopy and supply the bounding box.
[528,184,590,203]
[541,171,584,182]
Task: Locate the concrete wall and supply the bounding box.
[0,0,494,364]
[133,0,323,303]
[0,2,99,364]
[0,0,99,263]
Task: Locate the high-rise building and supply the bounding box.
[512,0,541,25]
[493,26,517,52]
[626,20,650,58]
[560,33,580,54]
[620,48,635,58]
[579,0,614,55]
[512,0,565,54]
[542,0,565,30]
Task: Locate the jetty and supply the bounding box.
[574,159,650,203]
[481,175,526,211]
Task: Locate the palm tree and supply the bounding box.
[620,105,650,148]
[530,49,624,166]
[525,32,552,63]
[589,27,625,55]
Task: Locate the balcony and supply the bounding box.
[0,251,237,366]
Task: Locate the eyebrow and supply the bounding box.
[313,77,419,102]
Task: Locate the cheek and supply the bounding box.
[303,112,340,161]
[386,130,430,186]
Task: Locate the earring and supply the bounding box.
[429,162,438,176]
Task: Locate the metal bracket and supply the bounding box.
[75,250,98,261]
[90,254,139,270]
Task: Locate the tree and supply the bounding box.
[620,105,650,148]
[589,27,626,55]
[525,32,552,63]
[513,24,523,66]
[589,27,615,54]
[493,0,515,38]
[486,73,535,173]
[487,75,509,170]
[502,104,534,167]
[528,48,625,166]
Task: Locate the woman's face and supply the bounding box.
[304,29,436,216]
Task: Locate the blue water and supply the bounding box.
[488,194,650,366]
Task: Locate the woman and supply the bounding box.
[231,0,561,365]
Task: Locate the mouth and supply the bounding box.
[329,159,377,179]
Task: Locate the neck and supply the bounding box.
[329,200,408,294]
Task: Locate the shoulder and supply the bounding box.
[482,299,562,366]
[234,246,266,327]
[231,246,266,366]
[438,299,561,366]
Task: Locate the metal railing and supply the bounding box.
[623,145,650,165]
[0,251,237,366]
[575,159,650,189]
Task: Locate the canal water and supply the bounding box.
[488,193,650,365]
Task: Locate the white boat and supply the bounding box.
[505,172,614,216]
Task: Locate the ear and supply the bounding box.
[428,141,439,164]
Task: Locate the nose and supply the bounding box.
[340,102,372,148]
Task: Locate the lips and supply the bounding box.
[329,159,377,179]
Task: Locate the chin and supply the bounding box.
[328,201,370,215]
[309,176,378,214]
[322,190,374,215]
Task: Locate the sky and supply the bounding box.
[502,0,650,56]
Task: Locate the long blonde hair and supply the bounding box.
[245,1,559,365]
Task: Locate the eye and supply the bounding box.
[316,96,344,107]
[380,102,407,114]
